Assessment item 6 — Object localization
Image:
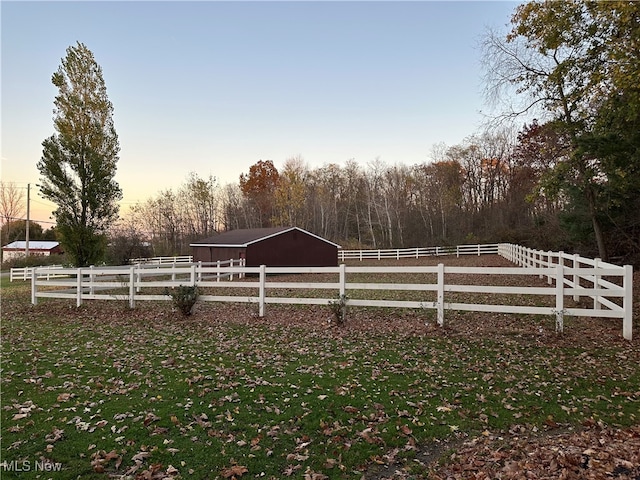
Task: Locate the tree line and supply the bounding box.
[123,128,569,258]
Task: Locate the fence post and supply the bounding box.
[216,260,221,282]
[76,268,83,308]
[592,258,601,309]
[456,245,460,258]
[197,261,202,282]
[136,264,142,293]
[477,244,481,256]
[573,254,581,302]
[547,251,554,285]
[230,259,234,281]
[190,264,196,286]
[339,263,346,297]
[129,266,136,309]
[259,265,266,317]
[172,260,176,282]
[623,265,633,341]
[538,250,544,276]
[89,265,95,295]
[437,263,445,327]
[555,264,564,333]
[31,268,37,305]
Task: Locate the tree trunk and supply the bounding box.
[585,184,608,261]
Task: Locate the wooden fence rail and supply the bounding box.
[30,244,633,340]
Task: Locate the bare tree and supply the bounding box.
[0,181,26,245]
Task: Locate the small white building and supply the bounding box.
[2,241,63,261]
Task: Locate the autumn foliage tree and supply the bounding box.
[273,156,309,227]
[238,160,280,228]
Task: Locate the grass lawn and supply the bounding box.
[1,257,639,479]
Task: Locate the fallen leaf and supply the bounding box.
[221,464,248,478]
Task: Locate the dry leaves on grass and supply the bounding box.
[3,255,638,479]
[425,423,640,480]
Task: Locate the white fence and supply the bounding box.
[10,265,65,282]
[130,255,193,265]
[29,243,633,340]
[499,244,633,340]
[9,256,194,282]
[338,243,499,261]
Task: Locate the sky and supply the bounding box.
[1,0,518,225]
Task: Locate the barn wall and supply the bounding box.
[246,229,337,267]
[192,246,246,263]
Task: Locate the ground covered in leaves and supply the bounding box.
[1,255,639,479]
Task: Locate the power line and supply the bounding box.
[2,215,56,225]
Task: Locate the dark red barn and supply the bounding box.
[190,227,340,267]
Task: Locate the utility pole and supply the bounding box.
[25,183,30,256]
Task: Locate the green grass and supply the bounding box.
[1,280,638,479]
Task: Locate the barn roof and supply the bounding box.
[190,227,341,248]
[2,241,60,250]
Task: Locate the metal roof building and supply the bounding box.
[2,241,63,261]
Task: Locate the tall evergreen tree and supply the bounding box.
[37,42,122,266]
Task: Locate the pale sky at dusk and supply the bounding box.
[1,1,518,225]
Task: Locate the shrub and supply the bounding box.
[165,285,199,317]
[328,294,349,326]
[1,254,70,271]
